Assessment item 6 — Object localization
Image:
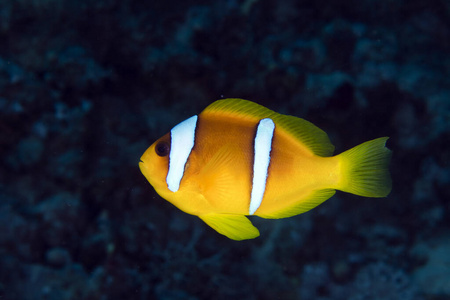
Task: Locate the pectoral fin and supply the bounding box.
[196,145,237,206]
[199,214,260,241]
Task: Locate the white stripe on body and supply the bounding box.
[166,115,198,192]
[249,118,275,215]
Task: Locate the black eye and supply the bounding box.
[155,141,170,157]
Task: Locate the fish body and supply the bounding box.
[139,99,392,240]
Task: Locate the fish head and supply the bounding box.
[139,132,171,195]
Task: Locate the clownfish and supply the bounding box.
[139,99,391,240]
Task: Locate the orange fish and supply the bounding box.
[139,99,392,240]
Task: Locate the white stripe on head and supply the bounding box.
[166,115,198,192]
[249,118,275,215]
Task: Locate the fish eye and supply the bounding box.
[155,141,170,157]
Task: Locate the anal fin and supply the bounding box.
[258,189,336,219]
[199,214,260,240]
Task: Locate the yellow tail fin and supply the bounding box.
[337,137,392,197]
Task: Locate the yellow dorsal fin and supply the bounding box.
[199,214,260,240]
[257,189,336,219]
[202,98,334,157]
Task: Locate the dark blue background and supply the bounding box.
[1,0,449,299]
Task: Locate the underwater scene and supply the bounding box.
[1,0,449,299]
